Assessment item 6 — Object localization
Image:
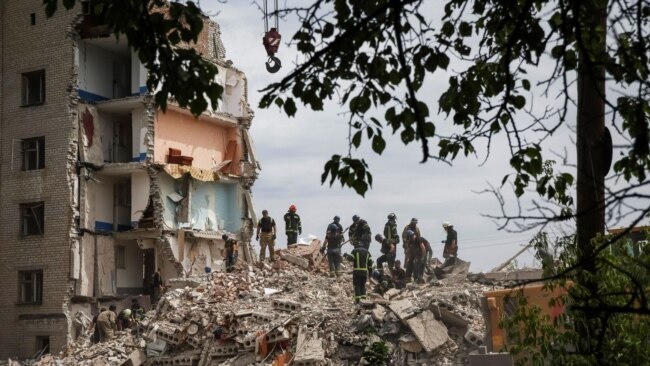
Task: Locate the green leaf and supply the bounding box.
[512,95,526,109]
[372,135,386,154]
[352,130,362,148]
[459,21,472,37]
[284,98,297,117]
[522,79,531,91]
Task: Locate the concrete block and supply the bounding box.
[146,339,168,357]
[464,329,485,348]
[210,342,239,357]
[293,328,325,366]
[371,305,387,322]
[265,328,291,343]
[119,349,146,366]
[430,303,469,330]
[405,310,449,354]
[250,312,275,323]
[388,299,419,321]
[271,298,302,312]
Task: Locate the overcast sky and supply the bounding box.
[203,2,586,271]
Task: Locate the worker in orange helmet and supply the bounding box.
[283,204,302,245]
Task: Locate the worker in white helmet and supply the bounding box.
[442,222,458,259]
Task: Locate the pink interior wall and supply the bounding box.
[154,109,241,171]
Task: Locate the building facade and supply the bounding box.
[0,0,259,358]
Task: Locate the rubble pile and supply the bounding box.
[31,241,497,366]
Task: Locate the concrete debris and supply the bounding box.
[26,254,493,366]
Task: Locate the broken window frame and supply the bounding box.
[20,202,44,236]
[18,270,43,305]
[115,245,126,269]
[21,70,46,106]
[22,137,45,171]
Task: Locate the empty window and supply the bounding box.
[116,182,131,207]
[21,202,44,236]
[30,13,36,25]
[21,70,45,106]
[19,270,43,304]
[22,137,45,170]
[115,246,126,269]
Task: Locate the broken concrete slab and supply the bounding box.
[294,328,325,365]
[430,303,470,330]
[399,333,424,353]
[405,310,450,354]
[388,299,419,321]
[280,252,310,269]
[383,288,401,299]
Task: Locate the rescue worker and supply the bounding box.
[89,307,107,344]
[283,205,302,245]
[116,308,132,331]
[321,223,344,276]
[391,260,407,289]
[401,218,421,272]
[330,215,343,232]
[375,234,396,272]
[442,221,458,259]
[130,299,145,321]
[384,213,400,254]
[97,305,117,342]
[256,209,277,261]
[222,234,239,272]
[351,245,372,303]
[405,230,429,283]
[151,268,164,305]
[374,270,394,295]
[351,215,372,249]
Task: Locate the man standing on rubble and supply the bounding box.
[222,234,239,272]
[392,260,407,289]
[283,204,302,245]
[97,305,117,342]
[375,234,396,272]
[405,230,429,283]
[330,215,343,232]
[321,223,344,276]
[402,218,421,271]
[256,209,277,261]
[351,245,372,303]
[442,222,458,259]
[351,215,372,249]
[384,213,400,255]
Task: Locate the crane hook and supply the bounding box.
[262,0,281,73]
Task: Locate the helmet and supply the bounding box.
[411,218,418,224]
[443,221,452,228]
[122,309,132,317]
[289,205,297,212]
[387,213,396,220]
[222,234,228,241]
[375,234,384,242]
[328,223,339,232]
[352,215,360,222]
[262,209,268,215]
[405,229,415,238]
[333,215,340,222]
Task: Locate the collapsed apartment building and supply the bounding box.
[0,0,259,359]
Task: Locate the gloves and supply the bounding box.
[273,234,276,240]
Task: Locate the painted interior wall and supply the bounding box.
[159,173,179,230]
[211,66,244,117]
[214,182,242,233]
[154,108,240,171]
[77,235,95,297]
[97,113,132,163]
[190,180,219,231]
[78,41,130,100]
[131,171,150,225]
[93,176,132,232]
[97,236,116,295]
[115,240,143,293]
[132,106,147,161]
[79,104,104,166]
[131,50,147,95]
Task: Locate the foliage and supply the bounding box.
[259,0,650,209]
[502,232,650,365]
[363,340,391,366]
[43,0,222,117]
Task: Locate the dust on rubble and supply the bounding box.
[19,240,500,366]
